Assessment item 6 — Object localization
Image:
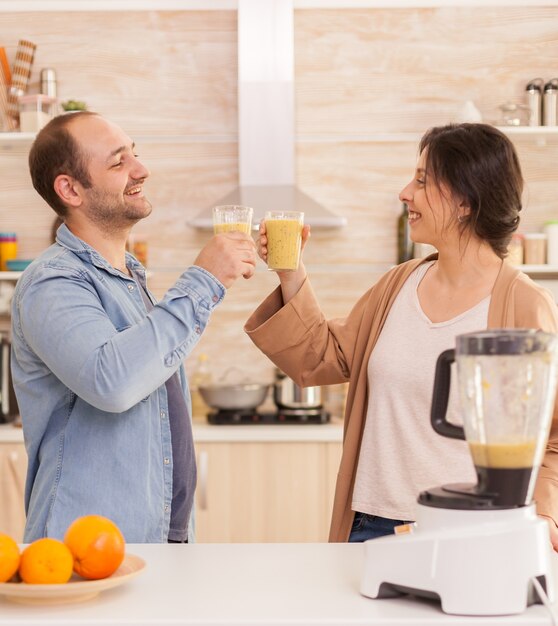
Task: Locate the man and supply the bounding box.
[11,112,256,543]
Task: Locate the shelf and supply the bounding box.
[3,126,558,150]
[0,272,23,281]
[518,264,558,277]
[0,132,36,150]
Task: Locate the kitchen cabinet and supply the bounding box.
[195,441,342,543]
[0,423,344,545]
[0,441,27,542]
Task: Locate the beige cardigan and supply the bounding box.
[245,257,558,542]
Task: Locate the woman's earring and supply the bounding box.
[457,215,464,223]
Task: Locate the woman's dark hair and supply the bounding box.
[419,123,523,258]
[28,111,97,217]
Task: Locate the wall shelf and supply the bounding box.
[0,272,22,281]
[3,126,558,151]
[518,265,558,277]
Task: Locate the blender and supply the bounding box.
[360,329,558,615]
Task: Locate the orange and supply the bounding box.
[64,515,125,580]
[0,533,20,582]
[19,538,74,584]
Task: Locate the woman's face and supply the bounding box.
[399,149,461,249]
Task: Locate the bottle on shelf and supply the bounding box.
[543,79,558,127]
[525,78,544,127]
[190,353,212,423]
[397,202,414,263]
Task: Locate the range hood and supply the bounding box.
[189,0,346,230]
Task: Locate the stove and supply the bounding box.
[207,408,330,425]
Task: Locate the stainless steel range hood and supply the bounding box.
[189,0,346,230]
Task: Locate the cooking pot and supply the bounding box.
[273,371,322,410]
[198,382,270,410]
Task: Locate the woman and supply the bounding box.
[245,123,558,548]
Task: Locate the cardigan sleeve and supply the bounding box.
[244,276,382,387]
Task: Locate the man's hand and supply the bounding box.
[540,514,558,551]
[194,232,257,288]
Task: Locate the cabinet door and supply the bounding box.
[0,442,27,541]
[195,442,333,543]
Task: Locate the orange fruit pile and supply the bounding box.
[0,514,126,585]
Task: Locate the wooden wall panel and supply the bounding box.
[0,6,557,384]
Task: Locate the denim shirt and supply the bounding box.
[11,225,225,542]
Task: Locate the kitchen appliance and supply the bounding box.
[274,370,322,410]
[0,335,18,423]
[207,407,330,425]
[189,0,346,230]
[361,329,558,616]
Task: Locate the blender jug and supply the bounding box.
[429,329,558,508]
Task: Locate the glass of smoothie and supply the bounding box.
[213,205,253,235]
[265,211,304,272]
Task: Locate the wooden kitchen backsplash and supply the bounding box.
[0,7,557,384]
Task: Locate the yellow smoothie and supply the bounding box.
[266,219,303,271]
[468,440,537,468]
[213,222,252,235]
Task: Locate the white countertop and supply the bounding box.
[0,420,343,444]
[0,543,553,625]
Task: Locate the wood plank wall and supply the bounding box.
[0,7,557,385]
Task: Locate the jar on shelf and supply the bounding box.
[523,233,547,265]
[0,232,17,271]
[18,94,57,133]
[506,233,524,266]
[544,221,558,266]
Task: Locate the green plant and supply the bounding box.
[61,99,87,112]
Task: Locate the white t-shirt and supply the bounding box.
[352,261,489,521]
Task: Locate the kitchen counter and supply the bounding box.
[0,420,343,444]
[0,543,554,625]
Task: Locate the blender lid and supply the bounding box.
[455,329,558,355]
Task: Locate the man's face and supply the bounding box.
[68,116,152,229]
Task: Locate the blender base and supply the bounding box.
[360,503,554,616]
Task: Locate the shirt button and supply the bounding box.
[212,295,219,303]
[164,505,169,512]
[127,284,134,291]
[160,411,166,419]
[164,458,170,465]
[195,326,201,334]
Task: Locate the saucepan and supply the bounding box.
[198,367,270,410]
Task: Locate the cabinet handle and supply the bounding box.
[198,450,208,511]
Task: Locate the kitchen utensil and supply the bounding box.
[361,329,558,616]
[199,383,269,410]
[273,370,322,410]
[7,40,36,120]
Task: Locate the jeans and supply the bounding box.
[348,512,412,542]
